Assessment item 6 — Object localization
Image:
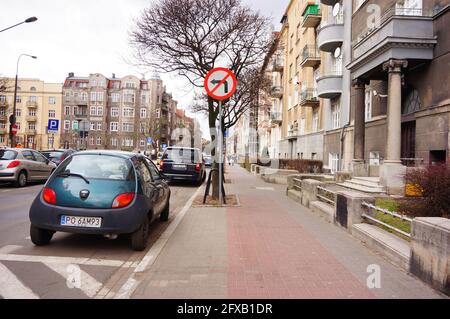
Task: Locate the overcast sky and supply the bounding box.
[0,0,288,138]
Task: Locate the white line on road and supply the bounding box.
[0,245,23,254]
[113,186,203,299]
[45,263,103,298]
[0,253,135,268]
[0,262,39,299]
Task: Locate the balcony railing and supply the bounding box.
[0,127,7,134]
[302,4,322,28]
[354,5,435,46]
[300,89,319,106]
[26,101,38,108]
[25,129,36,135]
[26,115,37,122]
[270,112,282,124]
[272,56,284,72]
[271,86,283,98]
[301,45,321,67]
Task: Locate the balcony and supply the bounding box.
[0,101,8,107]
[300,45,321,68]
[75,99,88,106]
[272,56,284,72]
[0,128,7,135]
[74,112,88,119]
[0,114,7,121]
[287,129,298,140]
[271,86,283,98]
[320,0,339,6]
[300,89,320,107]
[26,115,37,122]
[301,4,321,28]
[25,129,36,135]
[349,5,436,79]
[26,101,38,108]
[317,70,343,99]
[317,13,344,53]
[270,112,282,125]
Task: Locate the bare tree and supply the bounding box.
[130,0,271,199]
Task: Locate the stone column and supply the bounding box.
[380,59,408,195]
[352,79,367,176]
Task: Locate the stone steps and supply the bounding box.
[337,176,386,194]
[352,223,411,270]
[310,201,334,223]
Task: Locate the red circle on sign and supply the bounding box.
[11,124,18,135]
[204,67,237,101]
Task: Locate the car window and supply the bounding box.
[144,158,161,181]
[33,152,48,163]
[56,154,135,181]
[136,160,152,184]
[42,151,63,159]
[21,151,35,161]
[0,150,17,160]
[162,148,200,162]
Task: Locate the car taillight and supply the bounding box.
[160,160,164,170]
[195,163,201,172]
[112,193,135,209]
[43,187,57,205]
[7,160,21,169]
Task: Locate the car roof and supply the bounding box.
[165,146,201,151]
[2,148,35,152]
[74,150,138,159]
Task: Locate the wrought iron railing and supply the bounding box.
[300,89,319,104]
[301,45,321,63]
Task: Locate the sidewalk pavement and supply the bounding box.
[131,165,444,299]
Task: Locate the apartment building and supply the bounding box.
[346,0,450,194]
[278,0,325,161]
[0,78,62,149]
[60,72,176,152]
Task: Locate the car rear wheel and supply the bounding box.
[131,217,149,251]
[14,171,27,188]
[30,225,53,246]
[160,199,170,222]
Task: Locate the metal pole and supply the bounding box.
[219,100,222,205]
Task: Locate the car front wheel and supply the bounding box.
[131,217,149,251]
[30,225,53,246]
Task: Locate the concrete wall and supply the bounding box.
[410,217,450,295]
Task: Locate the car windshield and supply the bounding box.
[42,151,63,160]
[56,154,135,181]
[163,148,200,162]
[0,150,17,160]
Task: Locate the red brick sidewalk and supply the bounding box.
[226,168,374,299]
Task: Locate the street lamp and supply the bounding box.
[10,54,37,147]
[0,17,38,33]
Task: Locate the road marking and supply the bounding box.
[0,252,135,268]
[0,245,22,254]
[0,262,39,299]
[255,187,274,191]
[113,186,203,299]
[45,263,103,298]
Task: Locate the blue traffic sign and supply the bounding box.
[48,119,59,133]
[162,144,167,150]
[147,137,153,145]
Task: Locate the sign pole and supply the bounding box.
[219,99,222,205]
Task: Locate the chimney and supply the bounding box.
[68,72,74,78]
[112,73,116,79]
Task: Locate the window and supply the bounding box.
[15,109,21,117]
[90,122,96,131]
[97,122,102,131]
[365,89,372,122]
[140,123,146,133]
[30,87,36,92]
[125,82,136,89]
[16,96,22,103]
[140,139,146,147]
[144,158,162,181]
[96,137,102,145]
[81,92,88,101]
[48,110,56,118]
[329,153,339,173]
[72,121,78,130]
[122,138,134,147]
[123,92,135,103]
[136,161,152,184]
[90,92,104,102]
[48,97,56,104]
[369,151,380,166]
[28,109,36,116]
[141,94,147,104]
[111,93,120,103]
[111,137,118,147]
[90,106,96,116]
[156,109,160,118]
[123,107,134,118]
[29,96,37,102]
[73,106,78,116]
[110,122,118,132]
[140,108,147,119]
[90,136,95,145]
[111,107,119,117]
[64,120,70,130]
[0,95,6,102]
[122,123,134,132]
[32,151,47,163]
[331,101,340,129]
[28,123,36,130]
[65,106,71,115]
[65,92,70,101]
[312,111,319,132]
[97,106,103,116]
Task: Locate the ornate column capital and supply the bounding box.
[383,59,408,74]
[352,78,367,89]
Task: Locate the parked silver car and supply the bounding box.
[0,148,57,187]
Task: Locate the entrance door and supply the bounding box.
[401,121,416,166]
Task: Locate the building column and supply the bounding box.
[380,59,408,195]
[383,59,408,163]
[352,78,367,176]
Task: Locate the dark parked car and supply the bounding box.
[159,147,206,185]
[29,150,171,251]
[41,149,76,166]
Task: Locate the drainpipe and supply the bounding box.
[339,123,350,171]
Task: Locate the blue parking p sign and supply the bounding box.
[48,119,59,133]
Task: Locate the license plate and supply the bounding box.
[173,164,187,169]
[60,215,102,228]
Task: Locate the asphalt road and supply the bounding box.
[0,179,201,299]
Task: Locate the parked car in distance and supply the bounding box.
[41,149,76,166]
[159,147,205,185]
[204,154,212,167]
[29,150,171,251]
[0,148,57,187]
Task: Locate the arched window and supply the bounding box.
[402,89,421,115]
[30,86,36,91]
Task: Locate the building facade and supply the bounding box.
[60,72,177,152]
[0,78,62,149]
